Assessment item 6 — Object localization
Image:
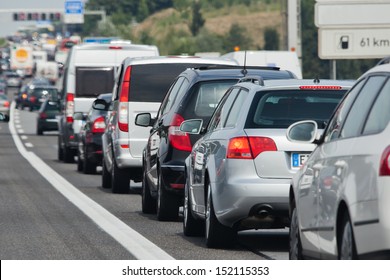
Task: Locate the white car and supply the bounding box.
[288,63,390,259]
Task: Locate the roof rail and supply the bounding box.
[238,76,265,86]
[194,65,280,71]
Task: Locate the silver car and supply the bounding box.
[288,64,390,259]
[181,78,353,248]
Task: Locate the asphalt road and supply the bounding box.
[0,85,289,260]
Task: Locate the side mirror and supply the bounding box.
[179,119,203,134]
[0,113,9,122]
[92,99,109,111]
[286,120,318,143]
[135,112,152,127]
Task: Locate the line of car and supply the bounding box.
[24,52,390,259]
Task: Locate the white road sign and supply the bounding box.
[64,1,84,24]
[315,1,390,27]
[318,28,390,59]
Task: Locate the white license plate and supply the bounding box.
[292,153,310,168]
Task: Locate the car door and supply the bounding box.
[190,87,242,213]
[317,75,389,257]
[144,76,188,192]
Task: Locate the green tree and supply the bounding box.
[136,0,150,22]
[263,27,279,50]
[190,1,205,36]
[223,23,252,52]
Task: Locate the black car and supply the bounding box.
[27,85,59,111]
[77,93,112,174]
[135,66,297,221]
[36,99,60,135]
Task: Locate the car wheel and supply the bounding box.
[289,205,303,259]
[76,151,83,172]
[183,175,204,236]
[63,145,75,163]
[58,136,64,161]
[339,213,357,260]
[111,160,129,194]
[37,127,43,135]
[83,147,96,174]
[156,171,179,221]
[142,164,157,214]
[101,159,111,189]
[205,184,236,248]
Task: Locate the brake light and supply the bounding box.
[29,96,36,103]
[168,113,192,152]
[227,137,277,159]
[39,112,47,119]
[299,85,342,90]
[92,116,106,133]
[118,66,131,132]
[22,93,27,99]
[65,93,74,123]
[379,145,390,176]
[4,101,9,108]
[109,46,122,50]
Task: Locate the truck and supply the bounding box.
[10,45,34,77]
[221,50,303,79]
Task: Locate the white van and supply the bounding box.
[221,50,302,79]
[58,42,160,163]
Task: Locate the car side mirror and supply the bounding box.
[286,120,318,143]
[180,119,203,134]
[135,112,153,127]
[92,99,109,111]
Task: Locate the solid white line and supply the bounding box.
[8,104,174,260]
[25,142,33,148]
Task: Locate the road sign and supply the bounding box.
[64,1,84,24]
[315,1,390,28]
[318,28,390,59]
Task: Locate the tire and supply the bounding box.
[37,127,43,135]
[111,160,130,194]
[156,171,179,221]
[83,147,96,174]
[183,176,204,236]
[58,136,64,161]
[289,205,303,259]
[142,165,157,214]
[101,159,112,189]
[339,213,357,260]
[63,145,75,163]
[205,184,237,248]
[77,153,83,172]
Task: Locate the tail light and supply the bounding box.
[227,137,277,159]
[39,112,47,119]
[4,101,10,108]
[168,113,192,152]
[379,145,390,176]
[29,96,36,103]
[92,116,106,133]
[299,85,342,90]
[65,93,74,123]
[118,66,131,132]
[22,93,28,99]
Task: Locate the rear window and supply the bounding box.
[76,67,114,97]
[246,89,348,129]
[181,80,237,119]
[31,88,59,101]
[129,63,227,102]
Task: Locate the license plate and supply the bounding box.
[292,153,310,168]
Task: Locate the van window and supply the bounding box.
[76,67,114,97]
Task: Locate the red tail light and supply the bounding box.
[299,85,342,90]
[168,113,192,152]
[379,145,390,176]
[29,96,36,103]
[4,101,10,108]
[118,66,131,132]
[92,116,106,133]
[65,93,74,123]
[227,137,277,159]
[39,112,47,119]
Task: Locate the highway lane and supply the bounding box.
[2,86,289,260]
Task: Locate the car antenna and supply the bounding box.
[241,50,248,76]
[313,75,320,84]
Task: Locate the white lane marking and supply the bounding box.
[25,142,33,148]
[8,104,174,260]
[15,124,22,128]
[21,135,28,140]
[17,129,24,134]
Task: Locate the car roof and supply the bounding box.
[363,63,390,75]
[122,55,238,66]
